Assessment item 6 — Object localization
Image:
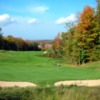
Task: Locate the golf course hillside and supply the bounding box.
[0,0,100,99]
[0,50,100,86]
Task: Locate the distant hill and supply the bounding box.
[29,40,53,44]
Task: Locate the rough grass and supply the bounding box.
[0,86,100,100]
[0,50,100,86]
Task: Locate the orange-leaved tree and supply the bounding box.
[75,6,98,63]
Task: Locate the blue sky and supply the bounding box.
[0,0,96,40]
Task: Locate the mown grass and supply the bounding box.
[0,86,100,100]
[0,50,100,86]
[0,50,100,100]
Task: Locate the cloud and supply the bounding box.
[29,6,49,13]
[55,14,76,24]
[27,18,37,24]
[0,14,16,26]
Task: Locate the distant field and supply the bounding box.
[0,50,100,86]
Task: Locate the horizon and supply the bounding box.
[0,0,96,40]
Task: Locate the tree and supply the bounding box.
[96,0,100,28]
[0,28,4,49]
[52,4,100,65]
[95,0,100,60]
[74,6,98,63]
[52,33,62,58]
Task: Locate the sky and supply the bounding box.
[0,0,97,40]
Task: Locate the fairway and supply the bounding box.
[0,51,100,86]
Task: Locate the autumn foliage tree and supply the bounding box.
[0,29,41,51]
[75,6,98,63]
[52,34,62,57]
[52,4,100,65]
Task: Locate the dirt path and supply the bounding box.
[54,80,100,87]
[0,81,37,87]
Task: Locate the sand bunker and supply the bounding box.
[0,81,37,87]
[0,80,100,87]
[54,80,100,87]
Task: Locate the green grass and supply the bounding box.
[0,50,100,86]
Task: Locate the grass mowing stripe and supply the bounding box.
[0,51,100,86]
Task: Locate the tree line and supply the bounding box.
[0,28,41,51]
[52,0,100,65]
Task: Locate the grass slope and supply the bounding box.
[0,50,100,86]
